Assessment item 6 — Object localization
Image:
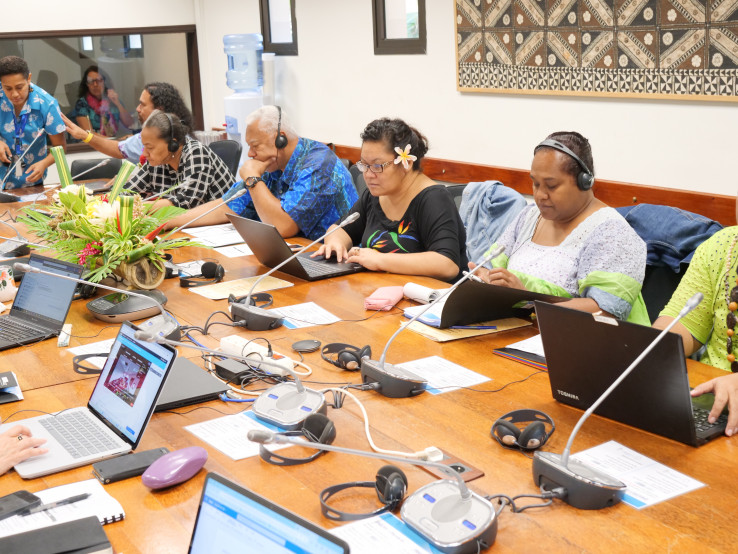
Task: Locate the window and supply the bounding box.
[372,0,426,55]
[260,0,298,56]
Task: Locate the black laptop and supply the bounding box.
[0,254,83,350]
[188,472,349,553]
[535,301,727,447]
[227,213,365,281]
[155,357,228,411]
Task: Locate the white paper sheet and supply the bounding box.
[214,243,253,258]
[67,338,115,369]
[183,223,243,247]
[572,440,705,509]
[397,356,489,394]
[268,302,341,329]
[185,412,289,460]
[504,334,545,357]
[331,513,442,553]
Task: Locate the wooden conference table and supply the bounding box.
[0,203,735,552]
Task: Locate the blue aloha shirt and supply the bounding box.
[0,84,66,188]
[224,138,357,240]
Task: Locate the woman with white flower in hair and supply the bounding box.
[314,118,467,281]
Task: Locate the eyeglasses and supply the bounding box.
[355,160,393,174]
[87,78,105,85]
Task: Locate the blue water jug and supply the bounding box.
[223,34,264,92]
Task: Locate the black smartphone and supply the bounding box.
[92,447,170,484]
[0,490,41,521]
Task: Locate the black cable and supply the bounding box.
[431,369,546,393]
[158,405,235,417]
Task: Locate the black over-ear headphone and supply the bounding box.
[491,409,555,451]
[227,292,274,309]
[164,113,180,153]
[274,106,288,150]
[178,261,225,288]
[320,464,408,521]
[534,138,594,191]
[321,343,372,371]
[258,413,336,466]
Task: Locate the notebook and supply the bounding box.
[227,213,365,281]
[3,322,176,478]
[535,301,728,447]
[188,472,349,553]
[155,357,228,411]
[0,254,83,350]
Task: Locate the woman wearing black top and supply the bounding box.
[314,118,467,281]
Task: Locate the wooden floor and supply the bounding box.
[0,194,734,553]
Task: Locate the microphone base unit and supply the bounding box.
[0,191,19,203]
[401,481,497,554]
[137,314,182,342]
[360,358,427,398]
[86,289,168,323]
[229,302,284,331]
[532,451,626,510]
[252,382,327,430]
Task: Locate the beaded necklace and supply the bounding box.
[723,232,738,372]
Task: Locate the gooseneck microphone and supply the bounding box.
[13,262,180,339]
[230,212,360,332]
[360,246,505,398]
[247,429,498,553]
[0,129,47,202]
[532,292,704,510]
[133,333,325,430]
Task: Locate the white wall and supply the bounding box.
[9,0,738,195]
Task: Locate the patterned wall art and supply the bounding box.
[456,0,738,100]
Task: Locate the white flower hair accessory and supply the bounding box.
[394,144,417,170]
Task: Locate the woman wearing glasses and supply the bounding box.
[314,118,467,281]
[69,66,133,138]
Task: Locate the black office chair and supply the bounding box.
[70,157,122,180]
[209,139,242,176]
[446,184,467,211]
[349,164,367,197]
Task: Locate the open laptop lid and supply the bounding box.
[10,254,83,331]
[535,301,702,446]
[88,322,176,450]
[189,472,349,553]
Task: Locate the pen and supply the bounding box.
[462,271,484,283]
[20,493,91,516]
[450,325,497,330]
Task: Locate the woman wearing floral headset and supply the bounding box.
[314,118,467,282]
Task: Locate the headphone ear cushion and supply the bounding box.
[375,465,407,508]
[578,172,594,191]
[493,420,521,446]
[517,421,547,450]
[302,413,336,445]
[200,262,218,279]
[338,351,359,370]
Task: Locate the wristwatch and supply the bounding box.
[244,176,263,189]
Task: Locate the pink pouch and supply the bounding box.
[364,286,404,311]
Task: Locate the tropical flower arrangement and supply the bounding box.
[18,183,192,287]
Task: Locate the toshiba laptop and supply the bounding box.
[189,472,349,554]
[155,357,228,412]
[227,213,365,281]
[535,301,727,446]
[4,322,176,478]
[0,254,83,350]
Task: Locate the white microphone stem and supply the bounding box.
[378,245,505,366]
[560,293,703,467]
[162,187,249,239]
[1,130,46,191]
[252,431,472,500]
[245,212,360,304]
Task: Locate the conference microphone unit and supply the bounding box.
[532,292,704,510]
[0,129,47,203]
[360,246,505,398]
[132,333,325,430]
[229,212,361,332]
[247,429,497,553]
[13,262,180,340]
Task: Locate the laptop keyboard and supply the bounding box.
[40,411,120,459]
[0,316,44,342]
[693,406,728,434]
[297,257,345,277]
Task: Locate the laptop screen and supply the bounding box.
[88,322,176,449]
[11,254,83,329]
[189,473,348,554]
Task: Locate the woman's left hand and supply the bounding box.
[347,247,384,271]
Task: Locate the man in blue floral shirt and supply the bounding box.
[166,105,357,240]
[0,56,66,188]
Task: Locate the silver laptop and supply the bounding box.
[535,301,727,447]
[4,322,176,478]
[189,472,349,553]
[227,213,365,281]
[155,357,228,412]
